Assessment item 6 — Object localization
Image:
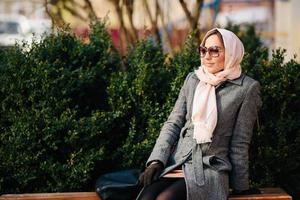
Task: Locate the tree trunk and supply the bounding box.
[156,0,173,55]
[178,0,203,44]
[143,0,161,44]
[110,0,132,52]
[124,0,138,42]
[84,0,97,19]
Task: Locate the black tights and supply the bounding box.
[138,178,186,200]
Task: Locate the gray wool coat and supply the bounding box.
[141,72,262,200]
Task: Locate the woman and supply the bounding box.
[137,28,262,200]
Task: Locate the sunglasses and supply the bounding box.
[198,45,223,58]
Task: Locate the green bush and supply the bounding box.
[107,40,171,167]
[246,49,300,186]
[0,21,123,193]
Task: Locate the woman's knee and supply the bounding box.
[156,179,186,200]
[156,190,175,200]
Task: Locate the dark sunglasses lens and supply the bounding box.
[199,46,207,57]
[209,48,220,57]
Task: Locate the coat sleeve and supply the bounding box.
[146,73,192,167]
[229,80,262,191]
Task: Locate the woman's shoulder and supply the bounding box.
[227,74,260,95]
[182,72,197,85]
[186,72,195,80]
[241,74,260,88]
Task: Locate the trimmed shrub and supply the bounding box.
[0,21,123,193]
[108,40,171,167]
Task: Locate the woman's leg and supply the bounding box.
[156,178,186,200]
[138,178,186,200]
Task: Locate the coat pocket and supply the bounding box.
[203,155,232,172]
[179,126,188,138]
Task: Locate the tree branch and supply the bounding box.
[84,0,97,19]
[192,0,202,30]
[156,0,173,55]
[179,0,193,27]
[124,0,138,42]
[44,0,55,29]
[64,3,86,21]
[143,0,161,44]
[109,0,131,52]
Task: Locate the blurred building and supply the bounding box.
[214,0,300,61]
[0,0,48,19]
[0,0,51,47]
[215,0,274,47]
[275,0,300,61]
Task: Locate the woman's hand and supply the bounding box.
[139,161,164,186]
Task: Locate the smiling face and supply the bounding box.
[201,33,225,74]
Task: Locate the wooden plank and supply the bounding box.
[0,192,100,200]
[0,188,292,200]
[229,188,292,200]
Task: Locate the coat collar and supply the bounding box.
[191,72,245,86]
[227,74,245,85]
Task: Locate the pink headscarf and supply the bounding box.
[192,28,245,144]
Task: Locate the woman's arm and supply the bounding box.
[146,73,192,167]
[229,80,262,191]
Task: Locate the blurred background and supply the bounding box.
[0,0,299,60]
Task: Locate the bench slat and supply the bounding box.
[230,188,292,200]
[0,188,292,200]
[0,192,99,200]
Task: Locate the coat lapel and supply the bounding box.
[188,73,200,119]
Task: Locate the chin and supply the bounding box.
[205,65,223,74]
[206,68,218,74]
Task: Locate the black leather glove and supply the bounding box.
[231,188,261,195]
[139,161,164,187]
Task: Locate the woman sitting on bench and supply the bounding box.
[137,28,262,200]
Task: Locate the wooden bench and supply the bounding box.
[0,188,292,200]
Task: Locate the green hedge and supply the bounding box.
[0,22,299,197]
[0,22,124,192]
